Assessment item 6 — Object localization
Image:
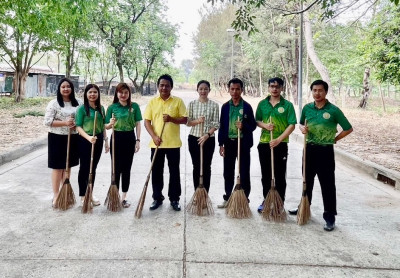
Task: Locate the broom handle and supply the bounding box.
[89,111,98,179]
[111,113,115,181]
[200,121,204,177]
[302,120,307,184]
[65,127,71,179]
[269,116,275,180]
[237,116,241,176]
[146,122,166,178]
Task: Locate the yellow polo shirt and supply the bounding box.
[144,95,187,148]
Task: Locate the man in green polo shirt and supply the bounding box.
[256,77,296,213]
[289,80,353,231]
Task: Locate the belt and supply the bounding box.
[307,143,332,147]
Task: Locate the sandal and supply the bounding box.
[122,200,131,208]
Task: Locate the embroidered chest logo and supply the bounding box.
[323,112,331,119]
[278,107,285,113]
[239,109,243,115]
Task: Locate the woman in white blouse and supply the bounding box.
[44,78,81,207]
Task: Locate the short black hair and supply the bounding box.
[197,80,211,90]
[227,78,244,89]
[157,74,173,88]
[268,77,284,87]
[310,80,328,92]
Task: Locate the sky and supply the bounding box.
[164,0,209,67]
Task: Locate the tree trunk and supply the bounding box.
[13,70,28,102]
[304,12,335,103]
[378,82,386,112]
[358,67,370,109]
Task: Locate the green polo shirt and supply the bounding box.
[228,99,244,138]
[105,102,142,131]
[300,101,352,145]
[75,105,105,135]
[256,96,297,143]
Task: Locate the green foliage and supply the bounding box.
[0,97,50,109]
[13,111,44,118]
[359,3,400,85]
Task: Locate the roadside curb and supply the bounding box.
[290,132,400,190]
[0,136,47,166]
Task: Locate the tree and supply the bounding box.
[0,0,58,101]
[181,59,194,82]
[95,0,160,82]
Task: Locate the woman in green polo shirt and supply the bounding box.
[105,83,142,208]
[76,84,109,207]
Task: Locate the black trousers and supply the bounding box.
[188,135,215,192]
[258,142,288,201]
[78,133,104,196]
[223,139,251,201]
[110,130,136,193]
[305,143,337,223]
[151,148,181,202]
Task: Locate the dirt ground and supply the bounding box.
[0,91,399,173]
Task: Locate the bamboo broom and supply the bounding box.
[135,122,166,218]
[297,120,311,225]
[82,111,98,214]
[226,116,252,218]
[55,114,76,210]
[104,113,122,212]
[187,121,214,216]
[261,116,286,222]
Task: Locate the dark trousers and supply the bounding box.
[78,133,103,196]
[110,130,135,193]
[151,148,181,202]
[188,135,215,192]
[258,142,288,201]
[223,139,251,201]
[305,143,337,223]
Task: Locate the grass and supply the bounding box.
[13,111,45,118]
[0,97,51,110]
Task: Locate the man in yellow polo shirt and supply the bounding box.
[144,74,187,211]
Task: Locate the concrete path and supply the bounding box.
[1,90,400,278]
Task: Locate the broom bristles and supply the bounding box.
[81,183,93,214]
[226,188,252,219]
[55,179,75,210]
[135,176,150,219]
[262,187,286,222]
[297,194,311,225]
[187,187,214,216]
[105,183,122,212]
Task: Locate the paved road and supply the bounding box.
[1,90,400,277]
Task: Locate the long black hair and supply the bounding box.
[83,84,103,117]
[56,78,79,107]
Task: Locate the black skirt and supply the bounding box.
[48,132,79,169]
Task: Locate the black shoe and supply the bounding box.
[150,200,163,210]
[170,201,181,211]
[288,208,298,215]
[324,221,335,231]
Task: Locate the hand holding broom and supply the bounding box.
[104,113,122,212]
[82,111,98,214]
[261,116,286,221]
[135,122,166,218]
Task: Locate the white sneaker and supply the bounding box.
[217,200,228,209]
[92,195,100,206]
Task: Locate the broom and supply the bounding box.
[104,113,122,212]
[135,122,166,219]
[82,111,98,214]
[261,116,286,222]
[225,116,252,218]
[297,120,311,225]
[55,115,76,210]
[187,122,214,216]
